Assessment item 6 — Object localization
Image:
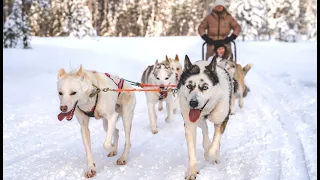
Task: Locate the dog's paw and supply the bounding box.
[230,111,235,115]
[204,151,220,164]
[152,128,158,134]
[107,151,117,157]
[185,171,199,180]
[116,158,127,165]
[84,163,96,178]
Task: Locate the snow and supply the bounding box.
[3,37,317,180]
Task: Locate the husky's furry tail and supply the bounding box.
[243,64,252,76]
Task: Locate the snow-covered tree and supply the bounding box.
[267,0,300,42]
[305,0,317,41]
[29,0,51,36]
[3,0,32,48]
[66,0,96,38]
[229,0,268,40]
[49,0,69,36]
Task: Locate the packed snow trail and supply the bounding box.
[3,37,316,180]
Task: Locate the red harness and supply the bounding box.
[105,73,124,97]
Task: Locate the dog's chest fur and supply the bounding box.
[205,67,233,124]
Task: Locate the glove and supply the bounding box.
[201,34,214,45]
[223,34,237,43]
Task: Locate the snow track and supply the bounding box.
[4,37,316,180]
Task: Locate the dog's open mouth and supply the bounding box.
[159,91,168,99]
[57,102,78,121]
[159,85,168,99]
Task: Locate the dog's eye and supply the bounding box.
[176,68,180,71]
[70,92,77,95]
[186,84,193,89]
[165,77,169,80]
[59,92,63,95]
[156,77,160,80]
[202,86,209,90]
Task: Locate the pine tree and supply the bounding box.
[67,0,96,38]
[3,0,31,48]
[49,0,69,36]
[267,0,299,41]
[305,0,317,40]
[29,0,51,36]
[229,0,268,40]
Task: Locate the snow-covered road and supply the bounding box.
[3,37,317,180]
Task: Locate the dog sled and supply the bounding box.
[202,40,237,64]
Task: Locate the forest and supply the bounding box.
[3,0,317,48]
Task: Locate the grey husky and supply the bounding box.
[141,58,177,134]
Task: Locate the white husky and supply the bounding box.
[177,56,235,180]
[141,58,177,134]
[56,65,136,178]
[158,55,182,113]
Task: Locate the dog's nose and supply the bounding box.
[159,84,165,89]
[189,100,199,108]
[60,105,68,112]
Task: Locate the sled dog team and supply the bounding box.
[57,53,252,179]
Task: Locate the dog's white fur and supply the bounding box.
[57,65,136,178]
[158,55,182,113]
[141,59,177,134]
[178,56,233,179]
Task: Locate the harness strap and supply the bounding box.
[105,73,124,97]
[78,93,99,118]
[79,72,125,118]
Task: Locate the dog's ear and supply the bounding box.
[184,55,192,71]
[154,59,159,66]
[58,68,66,79]
[165,55,170,64]
[175,54,179,61]
[165,55,169,61]
[76,64,85,80]
[206,56,217,72]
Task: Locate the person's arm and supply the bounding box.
[198,16,215,45]
[198,16,209,36]
[230,15,241,36]
[223,15,242,43]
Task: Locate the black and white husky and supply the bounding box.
[141,59,177,134]
[177,55,236,180]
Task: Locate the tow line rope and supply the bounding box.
[122,78,177,88]
[91,79,178,95]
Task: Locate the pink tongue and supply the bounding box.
[58,112,68,121]
[189,109,201,122]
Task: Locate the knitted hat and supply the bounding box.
[214,0,226,8]
[214,42,226,51]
